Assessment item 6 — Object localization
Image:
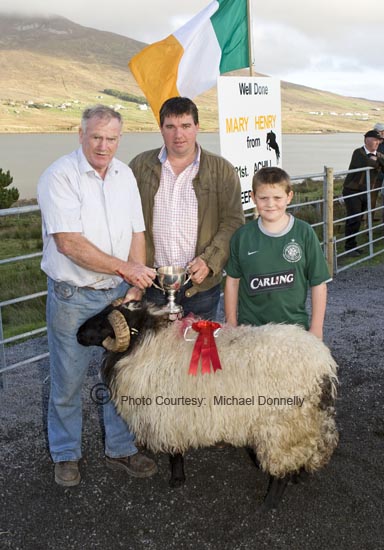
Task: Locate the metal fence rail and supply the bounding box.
[1,167,383,389]
[0,204,47,389]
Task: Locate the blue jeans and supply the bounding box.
[145,282,221,320]
[46,277,137,463]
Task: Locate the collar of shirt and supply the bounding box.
[258,213,295,237]
[76,147,119,178]
[363,145,377,156]
[158,143,201,166]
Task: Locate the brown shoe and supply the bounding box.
[54,461,80,487]
[106,453,158,478]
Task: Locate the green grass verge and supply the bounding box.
[0,212,46,340]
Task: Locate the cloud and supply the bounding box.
[252,16,383,74]
[249,2,384,99]
[254,0,383,36]
[0,0,205,40]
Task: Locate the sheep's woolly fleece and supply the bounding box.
[110,321,338,477]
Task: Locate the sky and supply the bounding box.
[1,0,384,101]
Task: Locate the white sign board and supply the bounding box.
[217,76,282,210]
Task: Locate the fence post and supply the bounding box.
[324,166,334,276]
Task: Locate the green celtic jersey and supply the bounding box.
[225,215,331,328]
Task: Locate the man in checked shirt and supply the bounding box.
[130,97,244,319]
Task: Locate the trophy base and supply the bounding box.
[160,304,184,322]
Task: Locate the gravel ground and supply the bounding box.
[1,263,384,550]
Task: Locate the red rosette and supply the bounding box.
[188,320,222,376]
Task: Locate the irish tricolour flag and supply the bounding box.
[129,0,249,123]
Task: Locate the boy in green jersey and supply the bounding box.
[224,167,331,340]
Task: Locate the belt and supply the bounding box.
[82,286,116,291]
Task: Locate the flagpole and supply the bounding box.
[247,0,255,76]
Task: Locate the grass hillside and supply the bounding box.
[0,14,383,133]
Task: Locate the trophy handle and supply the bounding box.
[151,280,165,292]
[153,275,190,290]
[183,273,192,286]
[151,266,191,292]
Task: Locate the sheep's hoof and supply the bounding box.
[245,447,260,469]
[169,476,186,488]
[257,500,277,515]
[169,453,185,488]
[290,469,309,484]
[259,475,289,512]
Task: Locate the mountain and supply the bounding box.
[0,14,145,69]
[0,13,383,133]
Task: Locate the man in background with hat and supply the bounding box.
[374,123,384,223]
[342,129,384,256]
[374,122,384,153]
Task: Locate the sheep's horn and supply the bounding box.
[102,310,131,352]
[111,297,125,307]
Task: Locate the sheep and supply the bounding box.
[77,300,338,510]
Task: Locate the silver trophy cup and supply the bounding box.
[152,266,191,320]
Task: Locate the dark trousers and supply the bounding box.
[343,188,367,251]
[145,282,221,320]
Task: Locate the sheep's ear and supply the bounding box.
[102,310,131,352]
[121,301,144,312]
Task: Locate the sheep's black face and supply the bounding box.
[77,305,115,347]
[77,299,169,350]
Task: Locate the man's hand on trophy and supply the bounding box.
[188,257,210,284]
[117,263,156,290]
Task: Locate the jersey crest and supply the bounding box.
[283,240,302,263]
